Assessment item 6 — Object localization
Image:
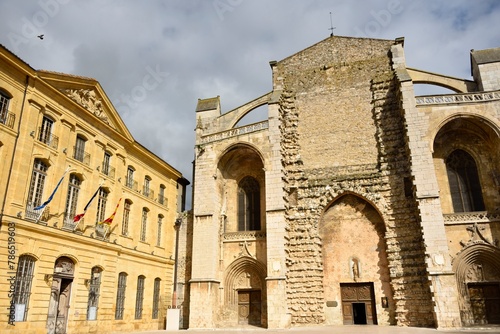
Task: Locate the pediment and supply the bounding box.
[62,88,111,126]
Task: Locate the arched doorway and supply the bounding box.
[319,194,393,325]
[46,256,75,334]
[224,256,267,327]
[453,244,500,325]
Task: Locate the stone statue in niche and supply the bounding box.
[351,258,360,281]
[466,263,484,282]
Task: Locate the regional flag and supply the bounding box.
[34,168,69,210]
[73,185,101,222]
[99,198,122,225]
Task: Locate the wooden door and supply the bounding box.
[469,283,500,324]
[47,278,73,334]
[340,283,377,325]
[238,290,261,326]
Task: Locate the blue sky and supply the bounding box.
[1,0,499,209]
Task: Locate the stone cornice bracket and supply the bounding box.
[63,89,110,125]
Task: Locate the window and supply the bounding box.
[39,116,54,145]
[237,176,261,231]
[115,272,127,320]
[135,275,145,319]
[102,152,111,176]
[156,215,163,246]
[158,184,166,205]
[143,176,151,197]
[96,188,108,223]
[13,255,36,322]
[0,91,10,124]
[126,166,134,188]
[446,149,485,212]
[27,159,48,208]
[152,278,161,319]
[87,267,102,320]
[140,208,148,242]
[64,174,81,228]
[74,136,86,162]
[121,200,131,236]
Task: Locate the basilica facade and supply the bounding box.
[185,36,500,329]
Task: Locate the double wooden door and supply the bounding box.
[340,283,377,325]
[238,290,261,326]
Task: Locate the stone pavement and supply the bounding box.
[126,325,500,334]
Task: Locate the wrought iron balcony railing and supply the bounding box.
[73,146,90,165]
[101,162,116,179]
[0,111,15,129]
[37,127,59,149]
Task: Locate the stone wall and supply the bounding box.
[277,37,435,326]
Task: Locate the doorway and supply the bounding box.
[340,283,377,325]
[238,290,261,326]
[46,257,75,334]
[468,283,500,324]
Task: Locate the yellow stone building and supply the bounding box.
[0,45,189,334]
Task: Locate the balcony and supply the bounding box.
[143,187,154,200]
[37,127,59,149]
[101,162,116,179]
[73,146,90,165]
[62,213,82,230]
[25,202,50,222]
[157,194,167,206]
[125,179,139,192]
[0,111,15,129]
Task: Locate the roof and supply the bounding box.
[471,47,500,65]
[196,96,220,112]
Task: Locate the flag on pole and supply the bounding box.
[73,185,101,223]
[34,168,69,210]
[99,198,122,225]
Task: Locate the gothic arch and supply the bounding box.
[452,244,500,325]
[223,256,267,305]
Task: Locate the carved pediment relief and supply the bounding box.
[63,89,112,126]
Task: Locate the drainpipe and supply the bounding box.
[0,75,30,224]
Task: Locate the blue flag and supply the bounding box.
[34,169,68,210]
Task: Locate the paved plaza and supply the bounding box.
[125,325,500,334]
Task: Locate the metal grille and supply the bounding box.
[121,200,131,236]
[140,209,148,242]
[28,159,48,207]
[13,255,36,322]
[115,272,127,320]
[87,267,102,320]
[152,278,161,319]
[135,275,145,319]
[156,216,163,246]
[96,188,108,223]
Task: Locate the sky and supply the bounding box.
[1,0,500,210]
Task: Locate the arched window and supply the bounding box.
[446,149,485,212]
[64,174,81,228]
[13,255,36,322]
[143,176,151,197]
[156,214,163,246]
[140,208,149,242]
[96,188,108,223]
[135,275,145,319]
[158,184,166,205]
[87,266,102,320]
[115,272,127,320]
[0,90,11,125]
[28,159,48,208]
[237,176,261,231]
[126,166,135,189]
[152,278,161,319]
[121,199,132,236]
[74,135,87,163]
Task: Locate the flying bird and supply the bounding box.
[37,34,44,40]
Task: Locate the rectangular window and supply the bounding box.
[102,152,111,175]
[126,167,134,188]
[156,216,162,246]
[96,188,108,223]
[0,92,10,124]
[87,267,102,321]
[152,278,161,319]
[74,136,86,162]
[135,276,145,319]
[39,116,53,145]
[140,209,148,242]
[115,273,127,320]
[13,255,36,322]
[143,177,150,197]
[158,185,165,205]
[121,200,130,236]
